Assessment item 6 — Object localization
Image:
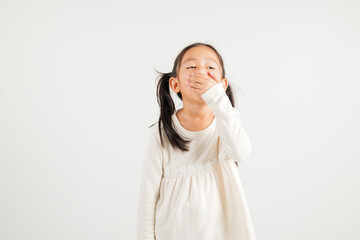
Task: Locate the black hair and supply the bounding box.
[149,42,238,167]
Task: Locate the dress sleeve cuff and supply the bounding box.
[200,83,226,105]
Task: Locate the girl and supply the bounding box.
[137,42,256,240]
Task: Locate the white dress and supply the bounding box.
[137,83,256,240]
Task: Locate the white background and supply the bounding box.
[0,0,359,239]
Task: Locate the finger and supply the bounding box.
[188,77,204,84]
[192,72,217,83]
[208,72,219,83]
[187,81,202,90]
[188,85,201,91]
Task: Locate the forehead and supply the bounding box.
[182,57,218,65]
[181,46,219,65]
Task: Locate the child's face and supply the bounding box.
[171,45,224,100]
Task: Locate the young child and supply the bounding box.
[137,42,256,240]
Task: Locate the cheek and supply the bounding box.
[180,80,192,92]
[178,79,186,89]
[181,76,190,86]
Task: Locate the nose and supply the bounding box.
[193,66,207,75]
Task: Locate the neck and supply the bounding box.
[179,101,214,120]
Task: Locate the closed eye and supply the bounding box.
[186,66,215,69]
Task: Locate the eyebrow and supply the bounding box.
[182,57,219,66]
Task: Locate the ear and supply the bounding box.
[169,77,180,93]
[221,78,228,91]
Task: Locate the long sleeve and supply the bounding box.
[137,124,164,240]
[201,83,252,163]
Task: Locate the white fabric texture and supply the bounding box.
[137,83,256,240]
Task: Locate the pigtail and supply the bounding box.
[153,71,192,152]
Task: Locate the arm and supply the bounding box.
[137,124,163,239]
[201,83,252,163]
